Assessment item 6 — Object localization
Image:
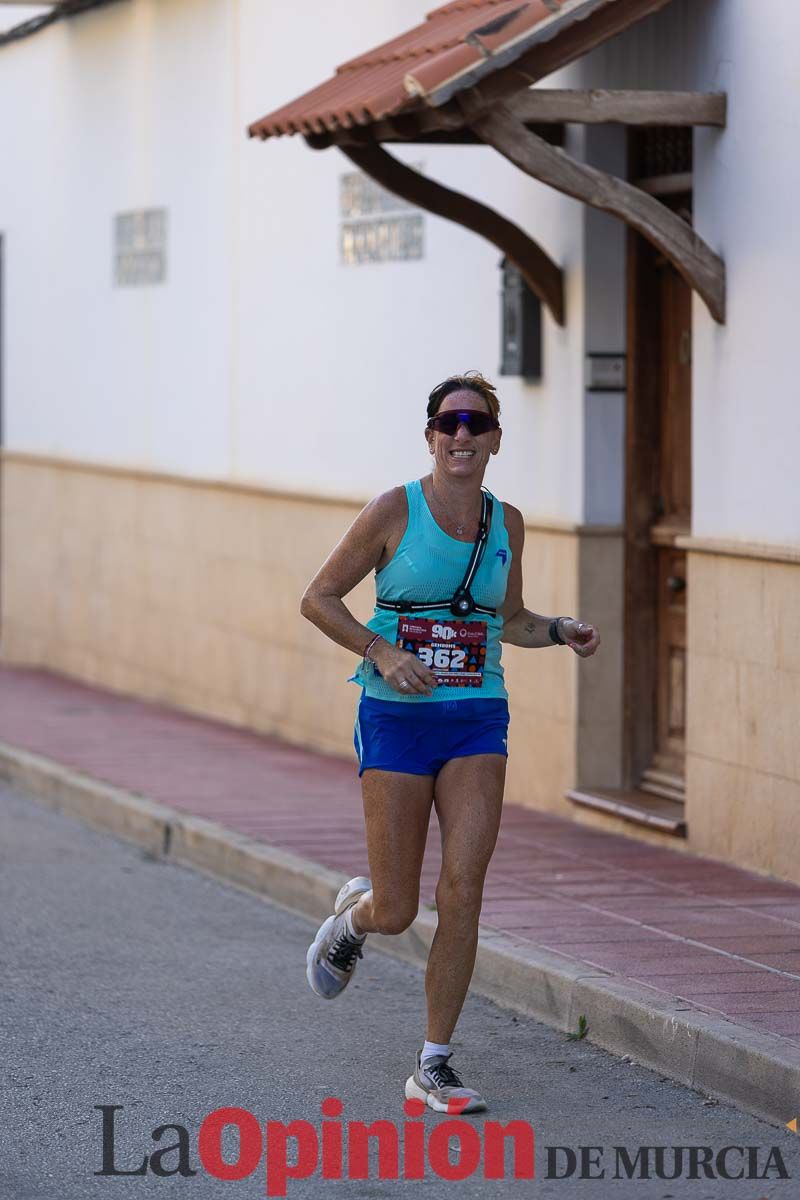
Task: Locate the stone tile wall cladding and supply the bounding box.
[0,456,576,813]
[686,551,800,884]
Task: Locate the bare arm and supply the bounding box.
[299,488,437,695]
[499,504,601,657]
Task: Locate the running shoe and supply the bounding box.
[306,876,372,1000]
[405,1051,487,1114]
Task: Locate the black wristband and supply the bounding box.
[548,617,566,645]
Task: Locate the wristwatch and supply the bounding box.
[548,617,567,645]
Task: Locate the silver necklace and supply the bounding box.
[430,482,477,537]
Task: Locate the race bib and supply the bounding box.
[396,616,487,688]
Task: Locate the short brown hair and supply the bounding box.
[427,371,500,421]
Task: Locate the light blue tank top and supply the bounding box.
[350,478,511,703]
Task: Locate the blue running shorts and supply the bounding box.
[353,693,510,777]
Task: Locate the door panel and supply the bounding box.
[649,260,692,777]
[654,544,687,771]
[625,209,692,802]
[658,262,692,529]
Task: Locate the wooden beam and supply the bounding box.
[307,87,725,150]
[508,89,727,128]
[472,103,725,323]
[309,86,725,148]
[338,143,565,325]
[357,120,565,147]
[309,108,564,148]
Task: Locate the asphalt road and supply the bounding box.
[1,781,798,1199]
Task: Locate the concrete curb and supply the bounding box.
[2,739,799,1128]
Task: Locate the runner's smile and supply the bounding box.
[427,393,501,476]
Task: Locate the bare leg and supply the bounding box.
[350,769,435,936]
[424,754,506,1043]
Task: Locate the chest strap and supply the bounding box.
[375,598,497,616]
[376,491,497,619]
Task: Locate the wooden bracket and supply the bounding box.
[338,142,565,325]
[472,103,725,323]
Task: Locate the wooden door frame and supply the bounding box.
[623,225,661,787]
[624,208,693,789]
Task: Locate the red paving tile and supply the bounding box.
[655,917,795,937]
[754,954,800,972]
[545,883,669,899]
[687,991,800,1014]
[741,1014,800,1039]
[595,894,729,909]
[631,971,798,996]
[491,923,641,942]
[700,934,800,952]
[482,916,623,936]
[551,949,771,976]
[748,906,800,923]
[480,897,574,912]
[5,663,800,1050]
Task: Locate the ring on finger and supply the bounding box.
[399,680,410,689]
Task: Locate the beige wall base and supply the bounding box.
[576,532,625,789]
[685,550,800,883]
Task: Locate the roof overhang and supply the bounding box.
[249,0,727,325]
[249,0,677,144]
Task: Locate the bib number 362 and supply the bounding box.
[396,616,487,689]
[417,645,466,671]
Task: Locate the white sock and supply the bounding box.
[421,1040,451,1065]
[344,906,366,941]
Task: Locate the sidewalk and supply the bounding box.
[2,664,800,1125]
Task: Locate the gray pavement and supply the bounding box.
[1,781,798,1199]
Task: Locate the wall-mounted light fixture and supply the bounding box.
[499,258,542,381]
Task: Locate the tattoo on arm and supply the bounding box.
[524,621,536,634]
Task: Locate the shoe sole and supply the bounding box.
[306,914,337,999]
[305,878,372,1000]
[404,1075,487,1115]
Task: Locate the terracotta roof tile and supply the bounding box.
[248,0,667,141]
[337,0,529,72]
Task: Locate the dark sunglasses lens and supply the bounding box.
[430,411,495,435]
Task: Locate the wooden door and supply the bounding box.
[645,263,691,793]
[625,221,692,804]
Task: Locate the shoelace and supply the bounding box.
[326,929,364,973]
[424,1055,464,1090]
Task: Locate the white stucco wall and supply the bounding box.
[690,0,800,546]
[1,0,797,542]
[0,0,236,477]
[0,0,587,524]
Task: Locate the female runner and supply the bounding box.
[300,372,600,1112]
